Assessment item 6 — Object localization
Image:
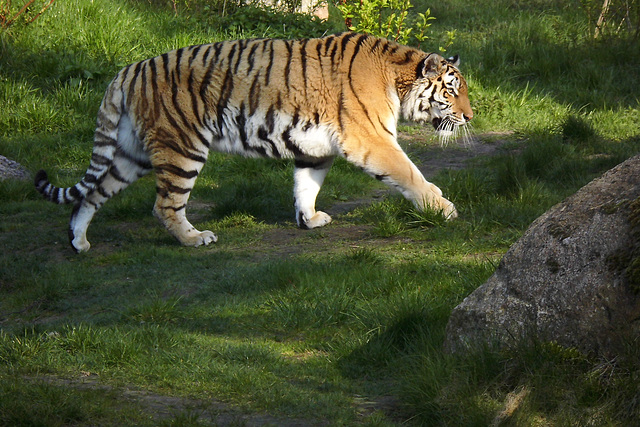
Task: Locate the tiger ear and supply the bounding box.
[419,53,445,78]
[447,55,460,67]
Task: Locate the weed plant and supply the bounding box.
[1,0,639,425]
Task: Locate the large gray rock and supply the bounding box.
[445,155,640,356]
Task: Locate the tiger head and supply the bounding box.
[401,53,473,142]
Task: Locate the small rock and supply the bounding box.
[0,155,30,181]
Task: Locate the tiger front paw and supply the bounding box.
[441,200,458,220]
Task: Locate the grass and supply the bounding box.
[1,0,639,425]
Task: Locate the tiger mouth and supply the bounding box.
[431,117,443,130]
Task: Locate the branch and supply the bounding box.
[26,0,56,24]
[594,0,611,39]
[5,0,36,28]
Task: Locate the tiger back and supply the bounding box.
[35,32,473,252]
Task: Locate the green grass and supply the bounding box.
[1,0,640,425]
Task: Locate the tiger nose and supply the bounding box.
[463,112,473,122]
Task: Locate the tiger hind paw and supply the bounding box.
[299,211,332,229]
[181,230,218,247]
[194,230,218,247]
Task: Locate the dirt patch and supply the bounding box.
[29,373,327,426]
[402,131,514,179]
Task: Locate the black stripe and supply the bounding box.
[109,166,130,184]
[247,42,260,74]
[199,59,215,107]
[80,177,95,188]
[236,103,267,158]
[378,118,394,137]
[69,186,81,199]
[340,32,359,55]
[201,44,212,67]
[329,39,339,66]
[292,108,300,127]
[265,105,275,134]
[294,159,328,169]
[120,64,133,81]
[248,72,261,116]
[187,69,203,128]
[315,40,324,78]
[149,57,159,119]
[371,38,382,52]
[127,61,143,105]
[393,50,416,65]
[347,35,378,131]
[233,40,247,74]
[174,47,184,81]
[157,126,208,164]
[300,39,308,90]
[337,90,346,133]
[284,41,293,89]
[157,203,187,212]
[189,45,202,67]
[97,185,110,198]
[97,107,117,128]
[237,103,249,149]
[161,96,192,150]
[323,35,334,55]
[157,179,192,195]
[156,164,199,179]
[216,68,234,134]
[91,153,111,165]
[282,128,304,157]
[140,62,149,112]
[264,40,275,84]
[258,127,280,158]
[347,34,368,79]
[94,132,117,147]
[161,53,171,82]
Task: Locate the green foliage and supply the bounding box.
[206,3,333,39]
[336,0,451,48]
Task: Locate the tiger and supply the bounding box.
[34,32,473,253]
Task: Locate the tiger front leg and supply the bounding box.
[360,145,458,220]
[293,158,334,229]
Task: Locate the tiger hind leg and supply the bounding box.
[69,154,152,252]
[293,158,334,229]
[152,161,217,248]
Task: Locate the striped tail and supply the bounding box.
[35,76,123,205]
[34,143,117,204]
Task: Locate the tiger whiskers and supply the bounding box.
[436,119,474,146]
